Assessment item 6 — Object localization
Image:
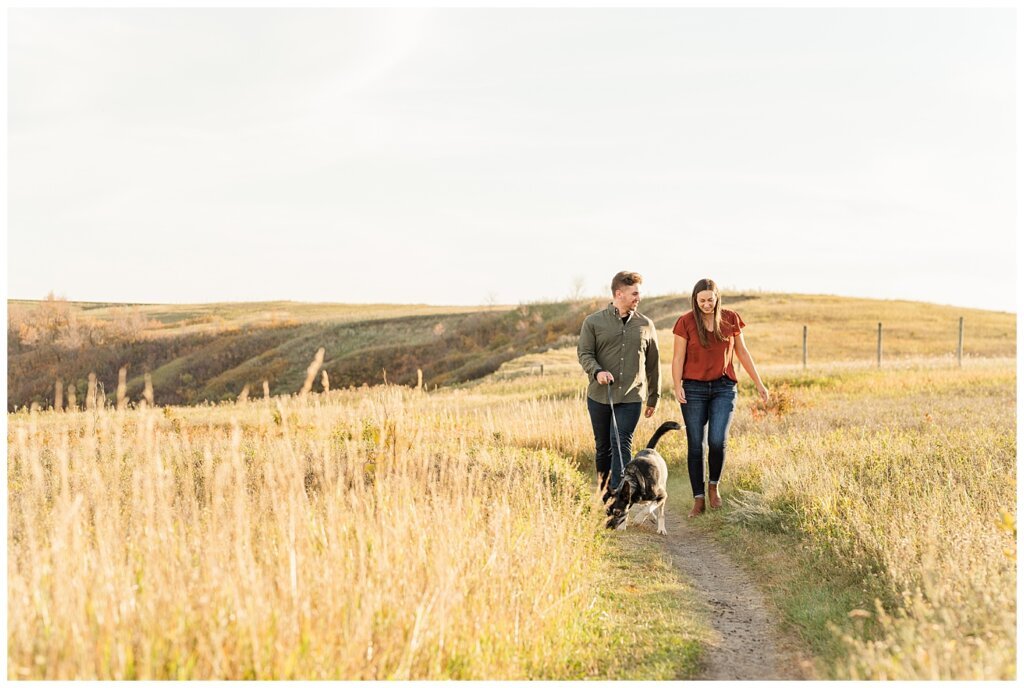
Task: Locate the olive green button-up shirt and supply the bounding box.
[577,303,661,407]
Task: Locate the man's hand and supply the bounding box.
[644,406,655,418]
[596,371,614,385]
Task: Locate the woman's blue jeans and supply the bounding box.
[586,397,642,494]
[680,376,737,498]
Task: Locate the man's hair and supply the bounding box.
[611,271,643,295]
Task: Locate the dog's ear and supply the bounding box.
[633,472,647,500]
[620,480,632,502]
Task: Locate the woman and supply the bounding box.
[671,278,768,517]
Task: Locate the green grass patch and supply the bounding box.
[696,512,887,678]
[660,468,880,679]
[536,468,708,680]
[567,527,707,679]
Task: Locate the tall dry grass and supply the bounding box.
[8,342,1017,680]
[7,385,604,679]
[725,361,1016,679]
[489,351,1017,679]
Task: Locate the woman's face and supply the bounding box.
[696,290,717,315]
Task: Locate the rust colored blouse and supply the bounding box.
[671,309,746,382]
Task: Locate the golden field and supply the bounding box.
[9,386,601,679]
[6,297,1017,679]
[723,358,1016,679]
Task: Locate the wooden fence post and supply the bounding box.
[802,325,808,369]
[877,323,883,368]
[540,364,544,375]
[957,317,964,367]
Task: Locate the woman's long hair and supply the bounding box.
[691,278,725,347]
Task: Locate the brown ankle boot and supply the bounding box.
[708,484,722,509]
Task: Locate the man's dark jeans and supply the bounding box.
[680,375,737,498]
[587,397,642,495]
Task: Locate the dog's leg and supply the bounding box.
[631,502,658,527]
[627,502,648,526]
[640,502,657,525]
[655,498,667,535]
[625,504,639,525]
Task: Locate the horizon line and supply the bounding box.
[6,289,1017,316]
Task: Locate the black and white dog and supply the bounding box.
[605,421,681,535]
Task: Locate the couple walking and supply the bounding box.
[577,271,769,517]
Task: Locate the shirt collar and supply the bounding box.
[607,302,635,321]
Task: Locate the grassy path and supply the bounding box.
[661,504,814,679]
[611,472,816,680]
[600,358,1015,680]
[577,434,814,679]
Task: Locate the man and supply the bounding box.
[577,271,661,500]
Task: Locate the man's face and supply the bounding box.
[614,284,641,313]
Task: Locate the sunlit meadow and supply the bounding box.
[7,343,1017,679]
[723,358,1017,679]
[7,380,607,679]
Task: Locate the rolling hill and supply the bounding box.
[7,293,1015,411]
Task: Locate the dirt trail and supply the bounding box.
[660,509,815,680]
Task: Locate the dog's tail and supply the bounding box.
[646,421,681,449]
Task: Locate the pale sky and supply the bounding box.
[7,7,1017,311]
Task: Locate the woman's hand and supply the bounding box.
[756,383,769,404]
[675,384,687,405]
[596,371,614,385]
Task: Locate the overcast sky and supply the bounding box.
[7,8,1016,311]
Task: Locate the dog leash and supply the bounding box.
[607,385,625,482]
